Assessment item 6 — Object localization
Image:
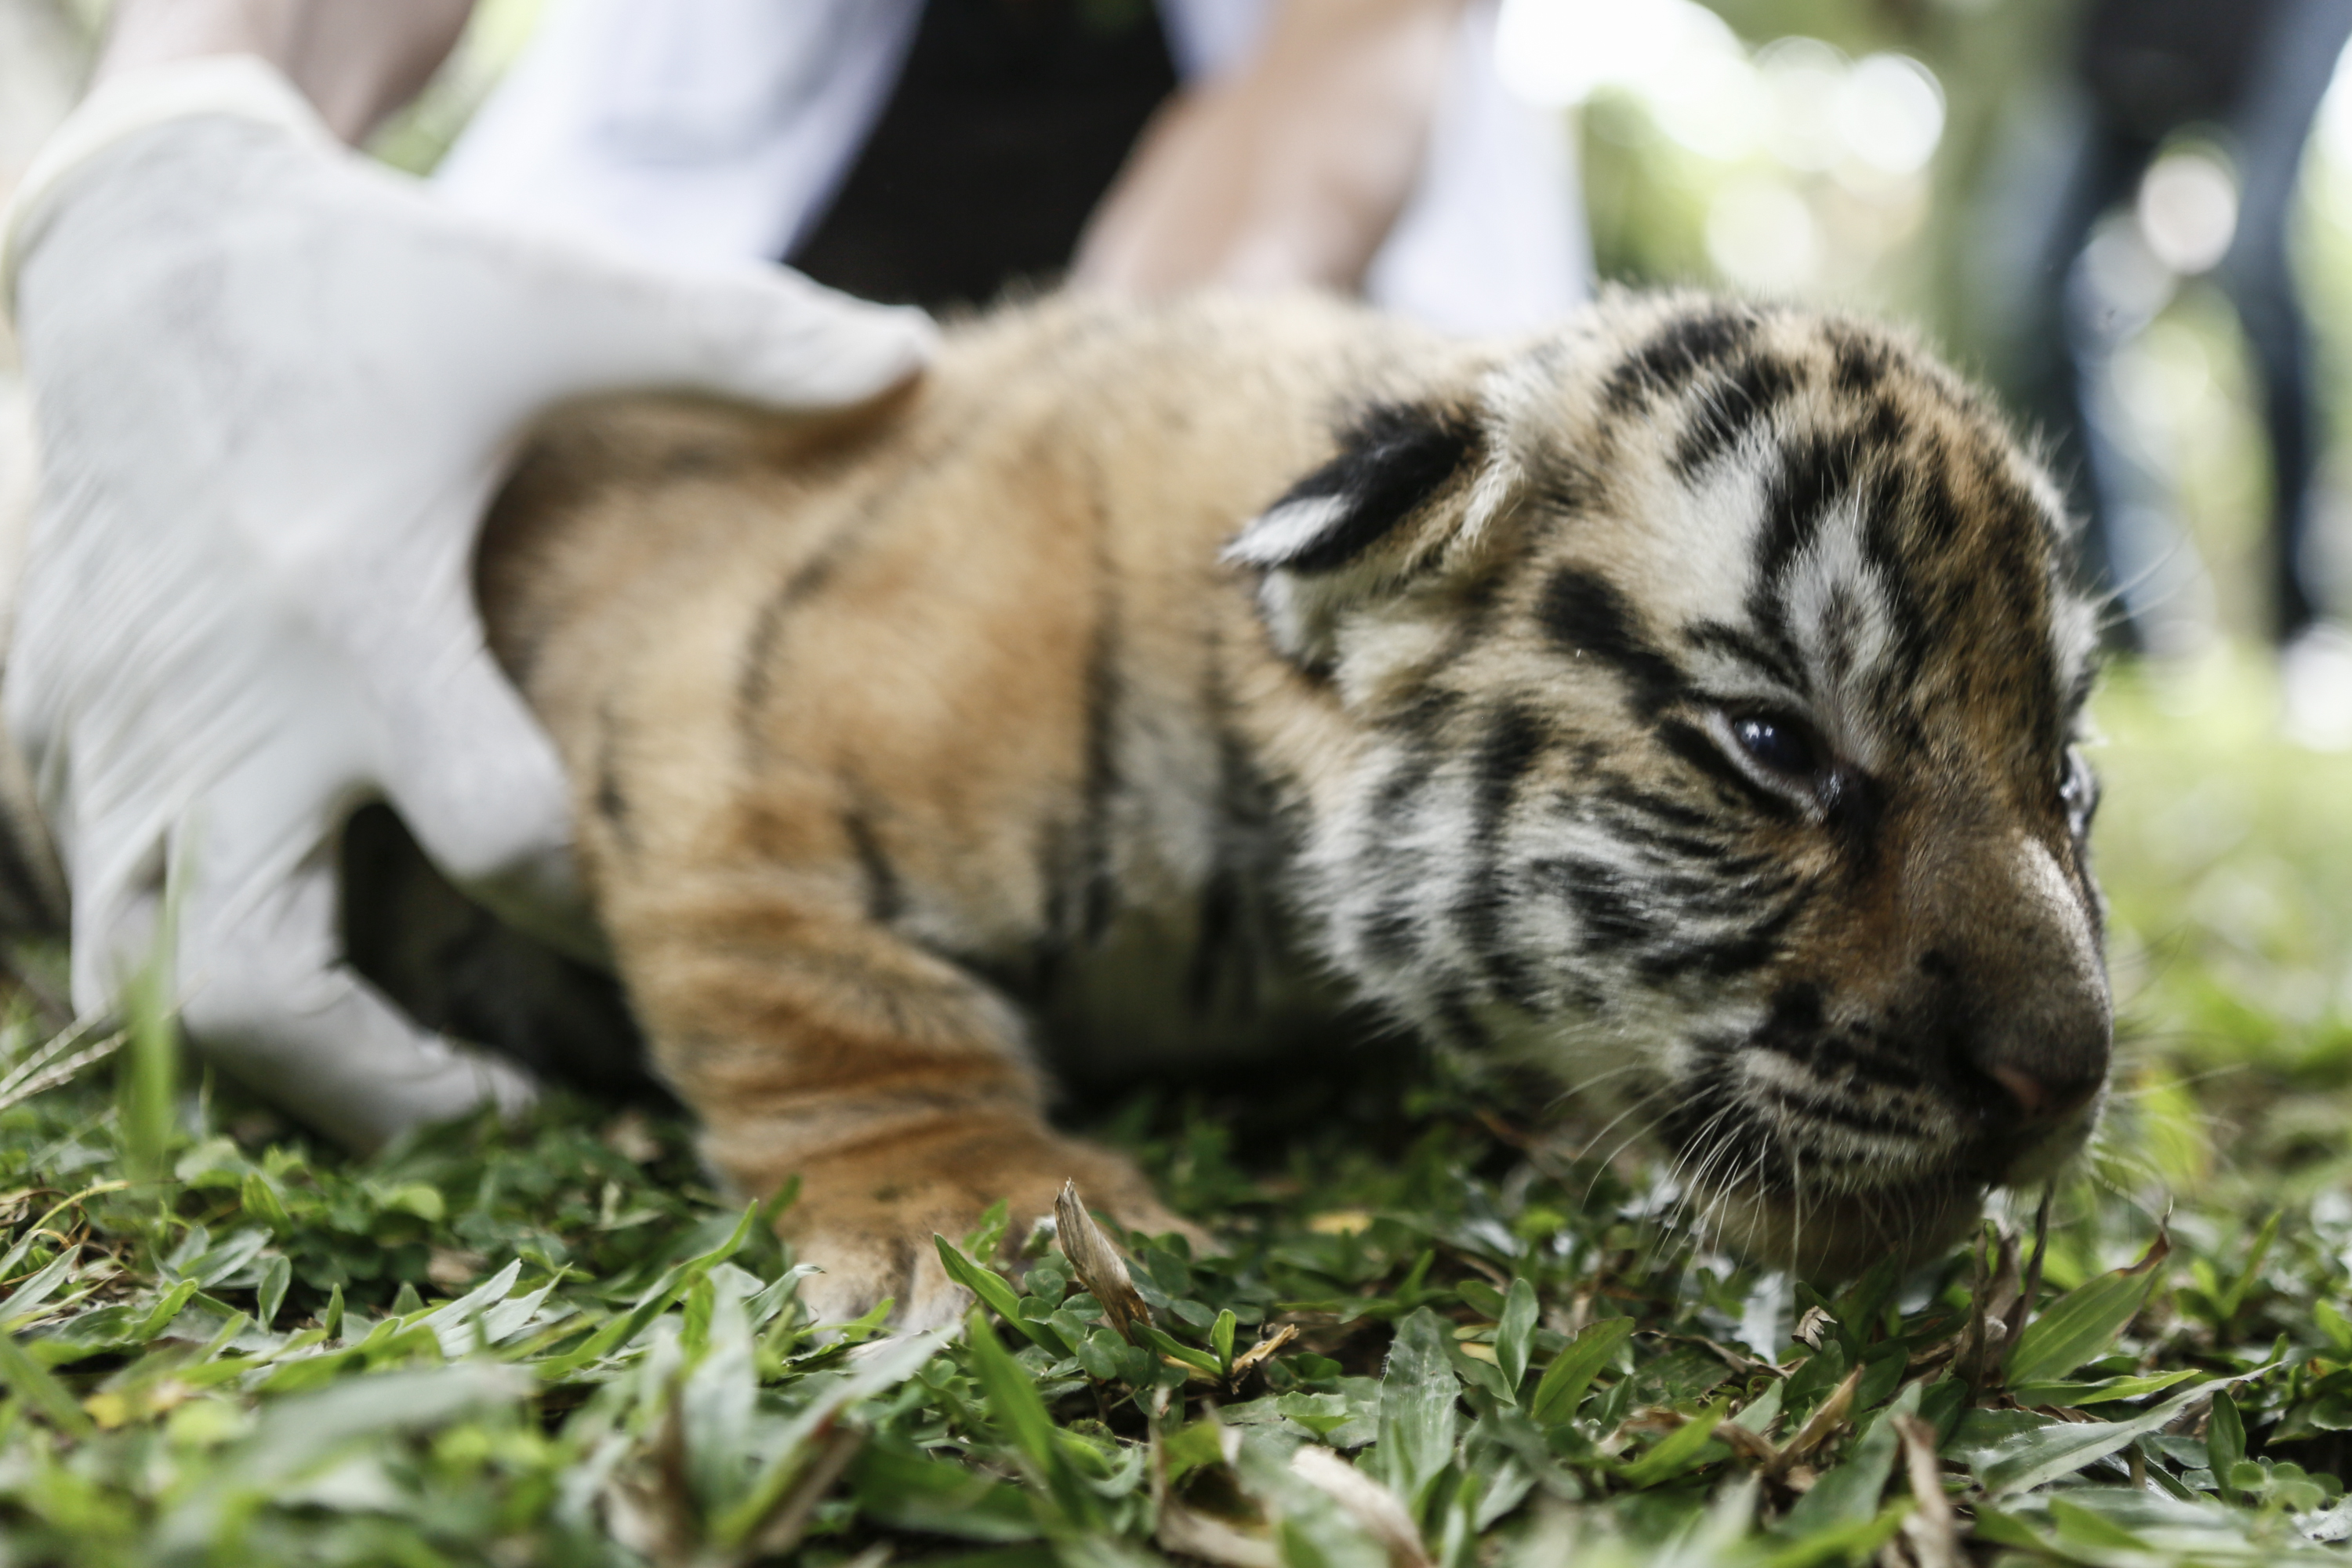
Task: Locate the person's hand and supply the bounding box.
[1,56,933,1148]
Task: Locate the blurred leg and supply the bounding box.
[2007,109,2157,641]
[2216,0,2352,642]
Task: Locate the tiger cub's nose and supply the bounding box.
[1964,1004,2110,1127]
[1983,1060,2103,1122]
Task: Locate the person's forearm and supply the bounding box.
[1072,0,1467,296]
[98,0,474,143]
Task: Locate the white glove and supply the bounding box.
[0,57,934,1149]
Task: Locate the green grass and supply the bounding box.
[2,652,2351,1566]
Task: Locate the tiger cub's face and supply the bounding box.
[1231,296,2107,1277]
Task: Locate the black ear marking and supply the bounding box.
[1225,401,1479,575]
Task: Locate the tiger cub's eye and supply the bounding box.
[1730,713,1820,780]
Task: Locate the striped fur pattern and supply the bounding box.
[478,290,2107,1320]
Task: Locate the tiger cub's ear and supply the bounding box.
[1225,394,1523,669]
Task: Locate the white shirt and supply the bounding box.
[435,0,1587,335]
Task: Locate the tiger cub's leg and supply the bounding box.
[601,877,1195,1327]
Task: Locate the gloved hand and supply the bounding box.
[0,56,934,1149]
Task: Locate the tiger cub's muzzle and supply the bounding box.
[1684,828,2111,1279]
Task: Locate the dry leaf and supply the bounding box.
[427,1248,488,1290]
[1793,1305,1838,1350]
[1780,1363,1862,1466]
[1713,1419,1781,1470]
[1229,1323,1299,1386]
[1159,1500,1281,1568]
[1054,1181,1149,1343]
[1893,1413,1962,1568]
[1289,1445,1434,1568]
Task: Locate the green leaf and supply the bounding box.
[0,1247,81,1327]
[962,1198,1013,1263]
[1756,1499,1911,1568]
[2046,1495,2154,1549]
[710,1327,948,1547]
[2215,1211,2282,1324]
[138,1278,199,1339]
[853,1445,1046,1543]
[2004,1231,2167,1388]
[1969,1362,2275,1495]
[1458,1279,1506,1319]
[2007,1367,2204,1407]
[0,1325,95,1437]
[1530,1316,1634,1427]
[238,1171,292,1234]
[116,946,179,1189]
[2208,1391,2247,1504]
[538,1202,760,1378]
[1496,1278,1538,1397]
[2317,1301,2352,1358]
[1162,1419,1229,1485]
[963,1307,1091,1526]
[1367,1307,1464,1519]
[1134,1323,1219,1377]
[255,1255,290,1330]
[1616,1403,1727,1487]
[1777,1383,1918,1537]
[379,1182,445,1223]
[936,1236,1069,1356]
[1210,1307,1237,1371]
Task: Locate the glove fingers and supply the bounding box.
[369,630,601,963]
[466,241,936,422]
[172,843,537,1152]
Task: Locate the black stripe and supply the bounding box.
[1760,1083,1921,1140]
[1634,896,1802,982]
[1683,620,1805,692]
[735,551,838,758]
[1776,1031,1927,1094]
[1185,868,1244,1015]
[1471,704,1548,833]
[1602,306,1759,413]
[1432,989,1498,1054]
[1820,765,1886,879]
[1745,433,1864,671]
[1537,568,1686,715]
[1453,704,1548,1008]
[1753,433,1864,591]
[1671,353,1800,479]
[843,806,905,925]
[1828,327,1890,394]
[1594,780,1722,834]
[594,702,633,852]
[1075,481,1123,946]
[1357,894,1421,967]
[1254,401,1476,575]
[1547,856,1663,956]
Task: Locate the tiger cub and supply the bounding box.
[477,291,2109,1326]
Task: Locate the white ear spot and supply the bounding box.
[1222,495,1354,569]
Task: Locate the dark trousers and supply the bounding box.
[2016,0,2352,645]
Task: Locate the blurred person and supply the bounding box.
[2002,0,2352,741]
[430,0,1581,332]
[0,0,1584,1148]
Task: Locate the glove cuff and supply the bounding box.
[2,55,332,318]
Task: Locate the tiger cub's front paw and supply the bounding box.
[739,1114,1203,1331]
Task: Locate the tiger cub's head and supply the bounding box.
[1230,294,2106,1278]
